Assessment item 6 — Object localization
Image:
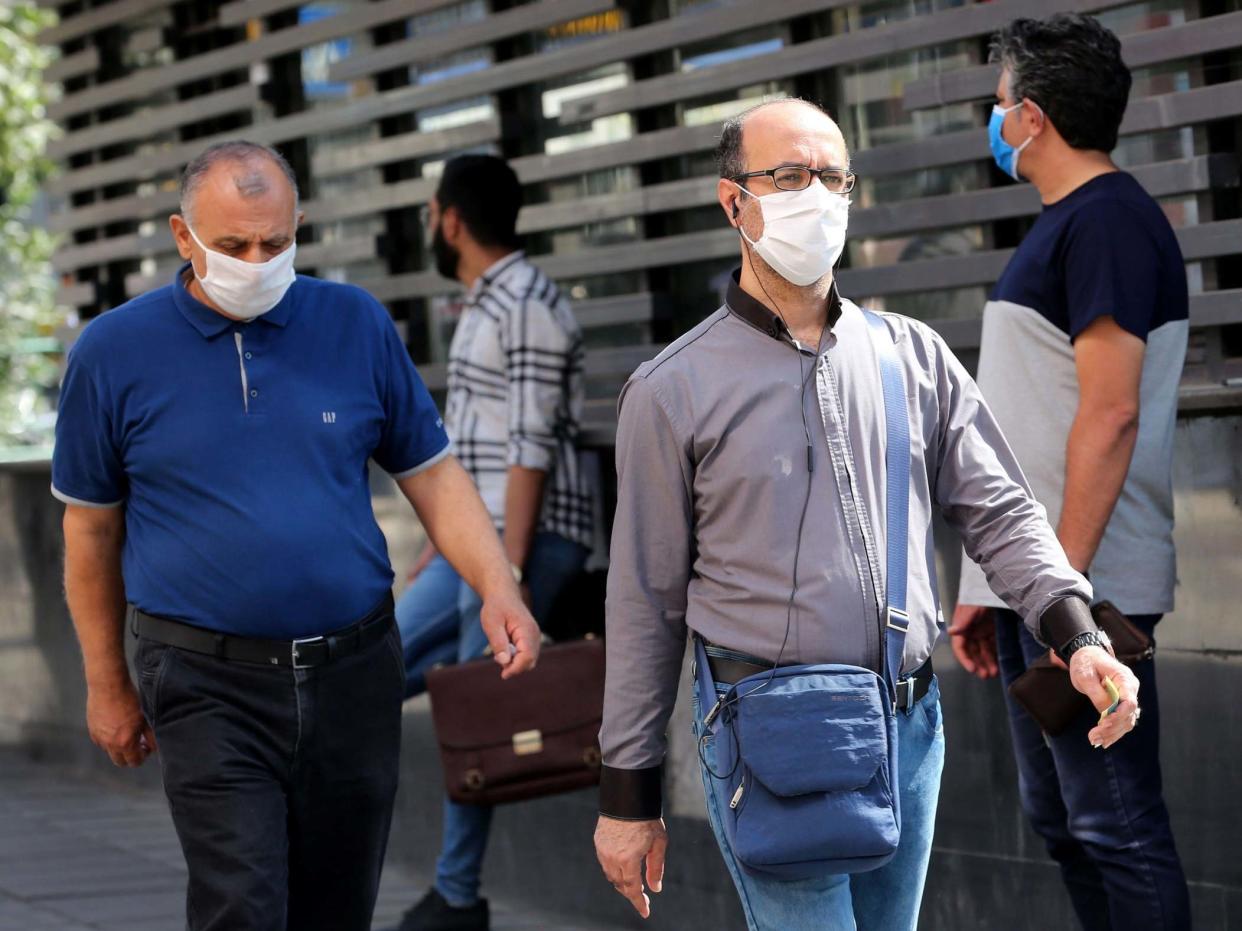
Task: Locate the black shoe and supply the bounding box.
[387,888,490,931]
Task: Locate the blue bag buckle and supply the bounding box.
[885,606,910,632]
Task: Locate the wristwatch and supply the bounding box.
[1058,629,1112,665]
[510,563,524,585]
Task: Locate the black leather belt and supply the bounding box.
[704,645,934,711]
[130,594,394,669]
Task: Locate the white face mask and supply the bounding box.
[185,223,297,320]
[737,182,849,286]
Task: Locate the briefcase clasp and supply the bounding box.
[513,729,543,756]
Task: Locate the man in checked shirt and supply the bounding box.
[385,155,594,931]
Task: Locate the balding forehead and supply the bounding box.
[741,101,848,162]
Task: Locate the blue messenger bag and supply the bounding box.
[694,309,912,880]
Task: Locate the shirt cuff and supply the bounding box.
[50,484,124,508]
[599,764,663,820]
[388,442,452,480]
[507,437,555,472]
[1038,596,1098,653]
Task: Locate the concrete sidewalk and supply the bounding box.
[0,748,619,931]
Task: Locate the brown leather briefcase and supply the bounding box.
[425,637,605,806]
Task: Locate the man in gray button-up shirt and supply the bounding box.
[593,99,1142,929]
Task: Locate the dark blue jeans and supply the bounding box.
[994,609,1191,930]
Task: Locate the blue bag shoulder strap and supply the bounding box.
[862,309,911,696]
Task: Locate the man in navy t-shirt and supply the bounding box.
[52,141,540,931]
[950,14,1191,929]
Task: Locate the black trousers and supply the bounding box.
[135,616,406,931]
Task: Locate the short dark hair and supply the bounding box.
[990,13,1132,153]
[180,140,299,223]
[715,98,833,180]
[436,154,522,250]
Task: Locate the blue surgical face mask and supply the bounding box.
[989,101,1033,180]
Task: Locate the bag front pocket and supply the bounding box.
[735,669,889,796]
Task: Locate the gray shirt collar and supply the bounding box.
[723,267,842,343]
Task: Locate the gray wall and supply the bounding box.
[3,412,1240,927]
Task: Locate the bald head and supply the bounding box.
[179,141,299,227]
[715,99,848,181]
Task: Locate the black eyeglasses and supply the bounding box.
[732,166,857,194]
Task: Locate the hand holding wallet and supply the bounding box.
[1007,602,1153,736]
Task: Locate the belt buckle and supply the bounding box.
[291,635,324,669]
[901,676,917,710]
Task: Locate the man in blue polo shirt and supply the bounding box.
[52,140,540,931]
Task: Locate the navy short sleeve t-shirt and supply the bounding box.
[958,172,1188,615]
[52,266,450,638]
[990,171,1188,342]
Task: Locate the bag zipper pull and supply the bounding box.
[730,776,746,810]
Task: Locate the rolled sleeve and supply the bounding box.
[373,308,451,476]
[930,334,1092,645]
[51,344,126,508]
[599,374,693,819]
[502,299,573,473]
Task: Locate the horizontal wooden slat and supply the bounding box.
[903,10,1242,110]
[47,0,459,122]
[311,118,502,178]
[840,220,1242,298]
[1178,219,1242,261]
[929,290,1242,351]
[38,0,170,46]
[558,0,1124,124]
[48,189,181,235]
[518,176,719,234]
[56,281,96,309]
[298,236,379,268]
[48,83,260,160]
[1186,289,1242,327]
[419,344,661,391]
[326,0,617,84]
[304,177,438,226]
[218,0,306,26]
[360,229,739,303]
[44,46,100,83]
[851,154,1235,238]
[573,293,659,329]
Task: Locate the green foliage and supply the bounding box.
[0,3,60,447]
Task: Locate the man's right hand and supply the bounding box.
[594,815,667,919]
[87,679,156,768]
[948,603,999,678]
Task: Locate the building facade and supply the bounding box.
[39,0,1242,440]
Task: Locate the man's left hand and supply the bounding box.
[479,587,540,679]
[1062,645,1141,749]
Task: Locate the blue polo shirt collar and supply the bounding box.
[172,261,296,338]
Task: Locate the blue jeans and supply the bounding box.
[394,531,588,907]
[994,610,1191,930]
[693,673,946,931]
